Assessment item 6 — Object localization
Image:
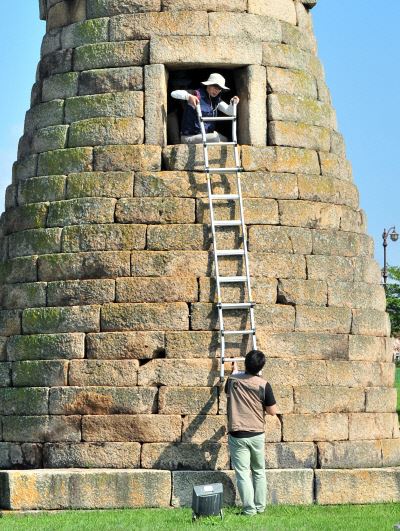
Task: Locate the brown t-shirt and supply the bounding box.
[225,372,276,438]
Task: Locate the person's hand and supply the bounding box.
[231,361,238,373]
[230,96,240,105]
[188,94,199,108]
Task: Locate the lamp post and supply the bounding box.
[382,226,399,289]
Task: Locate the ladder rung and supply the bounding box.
[219,276,247,283]
[201,116,235,122]
[222,357,245,363]
[223,329,255,336]
[205,167,241,174]
[219,303,255,310]
[210,194,240,200]
[205,141,236,146]
[216,249,245,257]
[214,220,241,227]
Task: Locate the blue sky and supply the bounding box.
[0,1,399,269]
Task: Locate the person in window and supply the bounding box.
[225,350,278,516]
[170,73,240,144]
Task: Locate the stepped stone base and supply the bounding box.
[1,468,400,510]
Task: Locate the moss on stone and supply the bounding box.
[18,175,66,205]
[37,148,93,176]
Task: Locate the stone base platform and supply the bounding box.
[1,468,400,510]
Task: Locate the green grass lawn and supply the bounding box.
[1,505,400,531]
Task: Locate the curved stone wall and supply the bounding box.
[0,0,399,508]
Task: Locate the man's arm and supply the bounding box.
[264,382,278,416]
[171,90,199,108]
[217,96,240,116]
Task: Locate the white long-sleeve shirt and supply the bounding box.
[171,90,236,115]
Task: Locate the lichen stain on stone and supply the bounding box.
[11,473,40,510]
[67,391,114,414]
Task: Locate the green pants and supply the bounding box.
[228,433,266,515]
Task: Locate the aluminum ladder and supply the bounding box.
[196,103,257,382]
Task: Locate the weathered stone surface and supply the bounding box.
[38,251,131,281]
[1,282,47,310]
[18,175,66,205]
[349,413,398,440]
[42,72,79,101]
[150,36,262,66]
[66,171,133,199]
[44,442,141,468]
[0,442,42,469]
[2,416,81,443]
[47,0,86,31]
[277,279,326,306]
[0,469,171,509]
[94,144,161,172]
[69,360,139,386]
[268,94,334,129]
[138,359,218,387]
[257,331,348,360]
[30,125,69,154]
[131,251,210,277]
[41,27,61,56]
[61,18,109,49]
[116,197,194,224]
[283,413,348,441]
[159,387,218,415]
[269,121,330,151]
[144,64,168,146]
[351,309,391,337]
[82,415,181,442]
[236,64,268,145]
[318,440,382,469]
[265,442,316,469]
[0,339,7,362]
[24,100,64,134]
[191,303,295,332]
[7,333,85,361]
[315,468,400,504]
[281,21,316,52]
[163,0,246,11]
[325,360,394,388]
[294,386,364,414]
[87,0,161,18]
[365,388,397,412]
[110,12,209,40]
[268,67,317,98]
[320,152,352,181]
[162,144,237,172]
[47,279,115,306]
[248,0,296,24]
[306,255,354,282]
[13,155,38,181]
[295,306,352,333]
[39,49,73,79]
[69,117,144,147]
[74,41,149,71]
[0,310,22,337]
[47,197,116,227]
[66,92,143,124]
[209,13,281,41]
[0,362,11,387]
[12,361,68,387]
[62,224,145,252]
[262,43,317,73]
[165,331,218,358]
[328,281,386,310]
[348,335,393,363]
[199,277,277,304]
[264,358,327,387]
[249,226,312,254]
[147,224,208,250]
[38,147,93,176]
[312,230,374,257]
[141,443,229,470]
[241,146,320,174]
[181,415,226,443]
[266,469,314,505]
[298,174,358,208]
[79,66,143,95]
[250,252,306,278]
[0,388,49,415]
[101,302,189,331]
[382,439,400,467]
[3,203,48,235]
[116,277,198,303]
[22,305,100,334]
[86,331,165,360]
[197,198,279,225]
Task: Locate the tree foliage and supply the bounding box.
[386,266,400,337]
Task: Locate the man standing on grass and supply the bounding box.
[225,350,278,516]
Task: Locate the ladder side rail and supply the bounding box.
[231,103,257,351]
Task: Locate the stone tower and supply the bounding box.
[0,0,399,510]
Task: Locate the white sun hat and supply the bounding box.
[201,73,229,90]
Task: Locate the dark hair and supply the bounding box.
[245,350,266,375]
